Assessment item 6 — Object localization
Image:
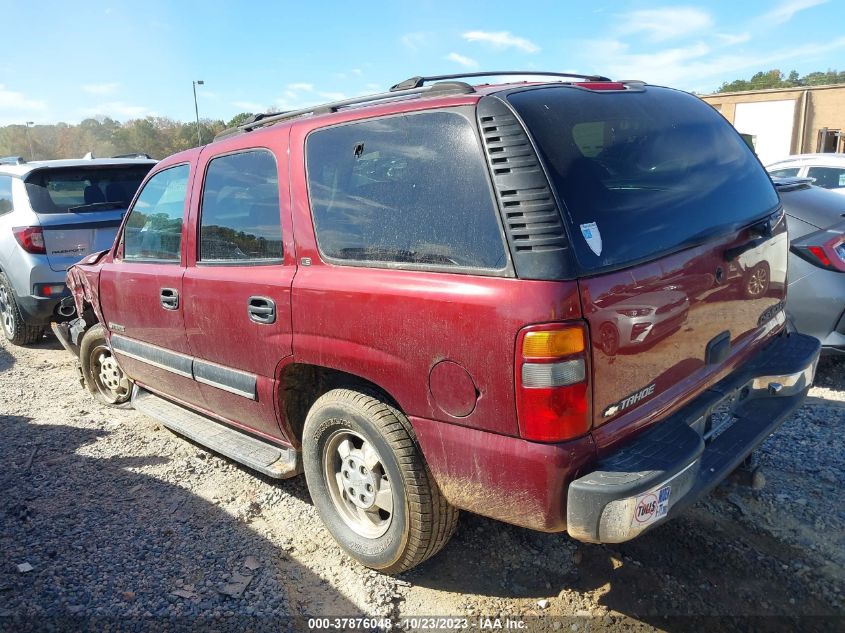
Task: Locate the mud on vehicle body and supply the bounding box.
[55,71,820,572]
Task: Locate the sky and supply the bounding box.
[0,0,842,126]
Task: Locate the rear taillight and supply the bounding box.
[13,226,46,255]
[791,234,845,272]
[515,323,591,442]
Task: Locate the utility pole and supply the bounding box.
[24,121,34,159]
[192,80,205,146]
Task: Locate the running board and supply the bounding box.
[132,387,300,479]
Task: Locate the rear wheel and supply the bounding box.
[0,273,43,346]
[79,324,132,406]
[303,388,458,573]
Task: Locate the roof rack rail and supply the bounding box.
[390,71,612,91]
[113,152,153,159]
[214,81,475,141]
[0,155,26,165]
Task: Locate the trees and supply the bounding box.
[0,116,231,160]
[717,68,845,93]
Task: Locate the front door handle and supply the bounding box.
[160,288,179,310]
[248,296,276,324]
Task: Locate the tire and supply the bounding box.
[598,322,620,356]
[79,324,132,406]
[302,388,458,574]
[0,272,43,346]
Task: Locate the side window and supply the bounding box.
[0,176,12,215]
[123,164,189,262]
[768,168,800,178]
[199,150,282,262]
[306,111,507,271]
[807,166,845,189]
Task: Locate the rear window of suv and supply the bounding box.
[507,86,780,271]
[24,165,153,214]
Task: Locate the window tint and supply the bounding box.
[306,111,506,270]
[508,86,780,271]
[123,164,189,262]
[24,165,152,213]
[768,168,800,178]
[199,150,282,262]
[0,175,12,215]
[807,166,845,189]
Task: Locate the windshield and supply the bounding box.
[24,165,153,214]
[507,86,780,271]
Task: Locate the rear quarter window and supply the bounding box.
[507,86,780,271]
[305,110,508,272]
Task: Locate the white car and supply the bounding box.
[766,154,845,195]
[0,154,155,344]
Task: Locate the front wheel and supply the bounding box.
[79,324,132,406]
[599,322,620,356]
[302,388,458,573]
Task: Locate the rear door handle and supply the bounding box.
[160,288,179,310]
[247,296,276,324]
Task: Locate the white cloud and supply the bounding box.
[81,101,155,119]
[0,84,47,116]
[715,32,751,45]
[401,32,429,51]
[462,30,539,53]
[580,35,845,92]
[615,7,713,41]
[445,52,478,68]
[287,83,314,92]
[761,0,828,25]
[82,82,120,95]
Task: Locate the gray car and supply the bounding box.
[0,155,155,345]
[775,177,845,354]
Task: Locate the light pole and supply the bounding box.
[192,80,204,146]
[24,121,34,159]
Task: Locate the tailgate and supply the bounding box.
[504,83,789,445]
[37,211,123,272]
[580,221,788,431]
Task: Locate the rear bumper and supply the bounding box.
[566,332,820,543]
[16,294,62,325]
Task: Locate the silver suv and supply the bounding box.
[0,155,155,344]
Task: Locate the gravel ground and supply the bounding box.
[0,334,843,631]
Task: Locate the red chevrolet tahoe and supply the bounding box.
[54,72,820,574]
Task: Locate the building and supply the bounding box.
[700,84,845,165]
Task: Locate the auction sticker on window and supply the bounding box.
[631,485,671,527]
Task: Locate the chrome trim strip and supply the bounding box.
[109,334,258,400]
[112,347,194,379]
[194,358,257,400]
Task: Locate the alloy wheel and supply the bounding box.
[0,284,15,338]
